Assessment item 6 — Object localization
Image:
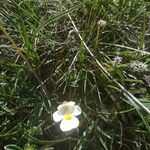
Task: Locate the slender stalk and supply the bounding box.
[99,42,150,55]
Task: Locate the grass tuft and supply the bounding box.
[0,0,150,149]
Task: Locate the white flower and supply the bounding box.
[130,61,148,72]
[112,56,122,66]
[53,101,82,132]
[97,20,107,27]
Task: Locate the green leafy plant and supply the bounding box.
[0,0,150,149]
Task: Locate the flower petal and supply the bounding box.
[53,111,63,122]
[67,101,75,106]
[73,105,82,116]
[57,104,63,110]
[57,101,75,110]
[60,117,79,132]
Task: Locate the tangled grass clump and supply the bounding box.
[0,0,150,149]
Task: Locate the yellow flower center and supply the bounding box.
[64,114,73,120]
